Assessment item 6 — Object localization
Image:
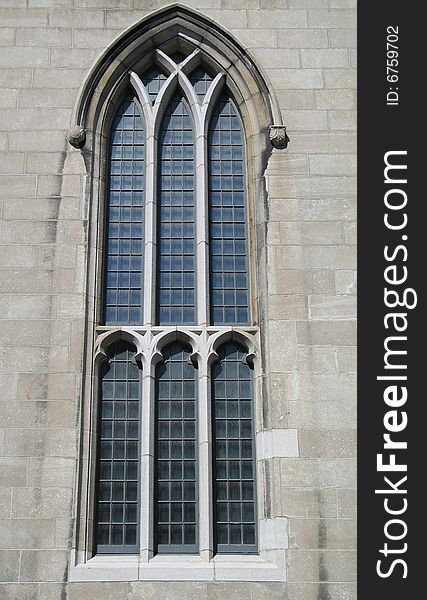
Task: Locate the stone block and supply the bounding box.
[335,270,357,295]
[287,549,356,582]
[26,457,75,488]
[268,294,308,320]
[202,10,248,29]
[285,109,328,131]
[73,28,123,49]
[0,458,27,486]
[0,88,17,108]
[280,487,338,518]
[51,48,101,68]
[0,519,55,549]
[2,198,60,220]
[11,487,74,520]
[301,49,349,68]
[308,9,356,29]
[324,69,356,89]
[0,583,39,600]
[223,0,257,7]
[232,29,278,49]
[0,220,56,244]
[0,9,47,27]
[308,294,357,319]
[268,68,323,89]
[289,132,356,154]
[0,488,11,517]
[19,550,68,582]
[316,90,355,109]
[336,347,356,373]
[268,320,298,372]
[0,550,19,582]
[299,430,356,458]
[275,269,335,295]
[337,489,356,518]
[207,582,256,600]
[280,458,356,488]
[279,222,342,245]
[277,90,316,110]
[16,27,72,47]
[289,518,356,549]
[32,68,85,88]
[0,47,49,68]
[287,582,356,600]
[275,245,356,270]
[19,89,76,109]
[250,48,300,69]
[3,428,76,458]
[0,108,72,131]
[288,0,328,6]
[0,175,36,196]
[328,28,357,48]
[277,27,328,48]
[342,222,357,245]
[0,29,15,47]
[248,10,307,29]
[0,295,51,319]
[67,582,130,600]
[297,347,337,373]
[288,400,356,429]
[329,110,357,131]
[49,9,104,27]
[310,154,356,176]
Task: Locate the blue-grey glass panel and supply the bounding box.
[104,95,145,326]
[157,95,196,325]
[189,66,213,101]
[155,343,198,553]
[95,342,141,553]
[142,68,167,103]
[208,96,250,325]
[212,343,256,553]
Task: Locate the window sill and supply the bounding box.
[69,552,285,582]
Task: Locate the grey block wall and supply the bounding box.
[0,1,356,599]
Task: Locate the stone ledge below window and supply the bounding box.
[69,552,286,582]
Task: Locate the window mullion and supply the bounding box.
[143,130,156,326]
[139,361,155,560]
[196,121,209,326]
[198,357,213,560]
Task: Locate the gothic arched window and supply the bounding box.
[93,49,258,558]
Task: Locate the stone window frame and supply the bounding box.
[68,5,292,583]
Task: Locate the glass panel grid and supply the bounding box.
[155,343,198,553]
[142,68,167,103]
[104,96,145,326]
[157,95,196,325]
[208,97,250,325]
[95,342,141,553]
[189,67,213,101]
[212,343,256,553]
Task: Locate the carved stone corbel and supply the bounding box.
[269,125,290,149]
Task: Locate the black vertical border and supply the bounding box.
[358,2,424,598]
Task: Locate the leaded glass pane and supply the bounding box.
[212,343,256,553]
[104,96,145,326]
[155,343,198,553]
[208,97,250,325]
[142,68,167,103]
[95,342,141,553]
[189,66,213,102]
[157,95,196,325]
